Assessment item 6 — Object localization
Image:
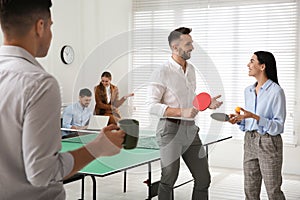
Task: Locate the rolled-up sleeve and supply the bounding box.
[238,119,246,132]
[146,82,168,117]
[257,88,286,136]
[23,75,74,187]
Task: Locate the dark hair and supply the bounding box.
[101,71,112,79]
[0,0,52,37]
[79,88,92,97]
[254,51,279,85]
[168,27,192,46]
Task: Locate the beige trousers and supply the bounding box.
[244,131,285,200]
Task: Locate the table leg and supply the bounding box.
[90,175,96,200]
[206,145,208,160]
[123,170,127,193]
[80,175,85,200]
[147,162,152,200]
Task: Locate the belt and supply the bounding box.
[246,130,270,137]
[161,118,195,126]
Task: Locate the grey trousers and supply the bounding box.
[244,131,285,200]
[156,119,211,200]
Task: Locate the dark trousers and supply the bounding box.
[156,119,211,200]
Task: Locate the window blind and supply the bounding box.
[130,0,298,144]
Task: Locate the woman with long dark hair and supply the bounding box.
[229,51,286,199]
[94,71,134,125]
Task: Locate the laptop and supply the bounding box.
[86,115,109,131]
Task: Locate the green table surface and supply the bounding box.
[61,131,231,176]
[61,141,160,176]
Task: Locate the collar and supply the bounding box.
[249,79,273,92]
[169,56,192,73]
[76,101,87,110]
[0,45,44,70]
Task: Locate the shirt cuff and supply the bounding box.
[160,105,168,117]
[59,152,74,179]
[66,125,72,129]
[149,104,168,117]
[258,116,268,127]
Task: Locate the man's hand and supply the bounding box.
[209,95,223,109]
[181,107,199,118]
[70,125,79,129]
[85,124,125,158]
[101,124,125,149]
[65,124,126,179]
[71,125,88,130]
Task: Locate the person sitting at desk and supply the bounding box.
[94,71,134,125]
[62,88,93,138]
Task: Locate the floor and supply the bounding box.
[64,160,300,200]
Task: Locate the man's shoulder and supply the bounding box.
[150,63,169,79]
[66,102,78,108]
[149,59,176,81]
[63,102,78,114]
[1,55,54,82]
[155,60,172,73]
[1,62,58,98]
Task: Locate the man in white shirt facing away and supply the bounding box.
[147,27,222,200]
[0,1,124,199]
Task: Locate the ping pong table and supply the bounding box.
[62,131,232,200]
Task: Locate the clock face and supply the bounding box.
[61,45,74,64]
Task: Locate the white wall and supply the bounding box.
[38,0,132,105]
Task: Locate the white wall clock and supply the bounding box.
[60,45,74,65]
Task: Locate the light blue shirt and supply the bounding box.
[238,79,286,136]
[62,101,93,136]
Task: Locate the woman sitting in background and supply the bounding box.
[94,71,134,125]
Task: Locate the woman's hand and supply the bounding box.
[228,107,260,124]
[123,93,134,100]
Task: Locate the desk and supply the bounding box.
[62,131,232,200]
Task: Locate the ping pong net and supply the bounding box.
[62,134,160,150]
[62,134,97,144]
[137,136,159,149]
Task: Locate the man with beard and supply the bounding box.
[146,27,222,199]
[62,88,93,138]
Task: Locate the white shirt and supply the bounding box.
[146,57,196,118]
[106,85,111,103]
[0,45,74,200]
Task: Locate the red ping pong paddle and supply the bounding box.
[193,92,211,111]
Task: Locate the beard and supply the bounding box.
[179,48,191,60]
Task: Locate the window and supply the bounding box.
[130,0,298,144]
